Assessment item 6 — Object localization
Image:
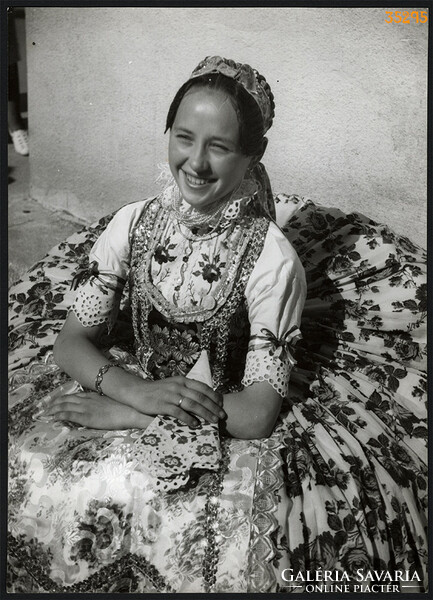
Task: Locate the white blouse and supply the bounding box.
[72,197,306,398]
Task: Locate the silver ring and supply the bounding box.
[177,396,184,408]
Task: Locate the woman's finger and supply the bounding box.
[179,387,226,420]
[170,404,200,428]
[175,393,222,423]
[50,410,83,424]
[45,393,83,408]
[46,400,86,416]
[184,378,223,406]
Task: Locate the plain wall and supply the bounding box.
[25,7,427,247]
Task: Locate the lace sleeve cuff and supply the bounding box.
[241,346,294,398]
[70,276,122,333]
[241,326,301,398]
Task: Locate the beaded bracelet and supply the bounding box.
[95,363,117,396]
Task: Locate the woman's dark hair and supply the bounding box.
[165,73,273,157]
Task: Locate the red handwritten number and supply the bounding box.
[402,11,410,23]
[394,11,402,23]
[420,11,428,23]
[385,11,393,23]
[410,11,419,23]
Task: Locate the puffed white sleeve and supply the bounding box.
[242,223,307,398]
[70,200,148,332]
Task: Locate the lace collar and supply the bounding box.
[156,167,260,238]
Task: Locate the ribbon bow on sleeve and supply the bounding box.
[70,260,125,293]
[248,325,302,365]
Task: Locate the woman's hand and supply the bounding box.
[43,376,226,430]
[43,392,154,431]
[140,376,226,428]
[52,312,226,428]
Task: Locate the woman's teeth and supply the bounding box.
[185,172,209,186]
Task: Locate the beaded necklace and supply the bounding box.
[158,171,260,240]
[170,191,230,231]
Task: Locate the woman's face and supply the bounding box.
[168,87,252,212]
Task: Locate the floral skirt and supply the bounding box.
[8,196,427,593]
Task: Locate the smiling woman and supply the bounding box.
[165,67,271,226]
[7,55,427,593]
[169,87,253,212]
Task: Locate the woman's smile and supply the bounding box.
[182,170,216,187]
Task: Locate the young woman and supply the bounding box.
[46,59,305,439]
[8,57,427,593]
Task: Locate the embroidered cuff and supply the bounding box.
[241,346,294,398]
[71,277,121,333]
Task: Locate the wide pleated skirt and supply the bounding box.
[8,196,427,592]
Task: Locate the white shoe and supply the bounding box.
[9,129,29,156]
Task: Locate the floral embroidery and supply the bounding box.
[160,456,182,468]
[153,240,176,265]
[149,323,200,377]
[196,444,215,457]
[141,434,160,447]
[193,252,226,284]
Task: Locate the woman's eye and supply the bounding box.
[176,134,191,142]
[211,144,230,152]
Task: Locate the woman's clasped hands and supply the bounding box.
[43,374,225,430]
[143,375,226,428]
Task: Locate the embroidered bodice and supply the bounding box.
[72,192,306,396]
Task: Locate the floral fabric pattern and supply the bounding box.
[8,195,427,592]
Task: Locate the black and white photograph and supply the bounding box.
[5,3,428,595]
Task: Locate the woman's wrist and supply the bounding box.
[134,411,155,429]
[97,365,152,412]
[95,363,118,395]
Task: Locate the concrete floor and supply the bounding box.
[8,141,84,287]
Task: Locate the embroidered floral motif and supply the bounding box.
[193,252,226,284]
[69,499,130,566]
[153,241,177,266]
[160,456,182,469]
[141,434,160,447]
[149,323,200,377]
[196,444,215,457]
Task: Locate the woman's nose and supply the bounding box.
[189,144,210,173]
